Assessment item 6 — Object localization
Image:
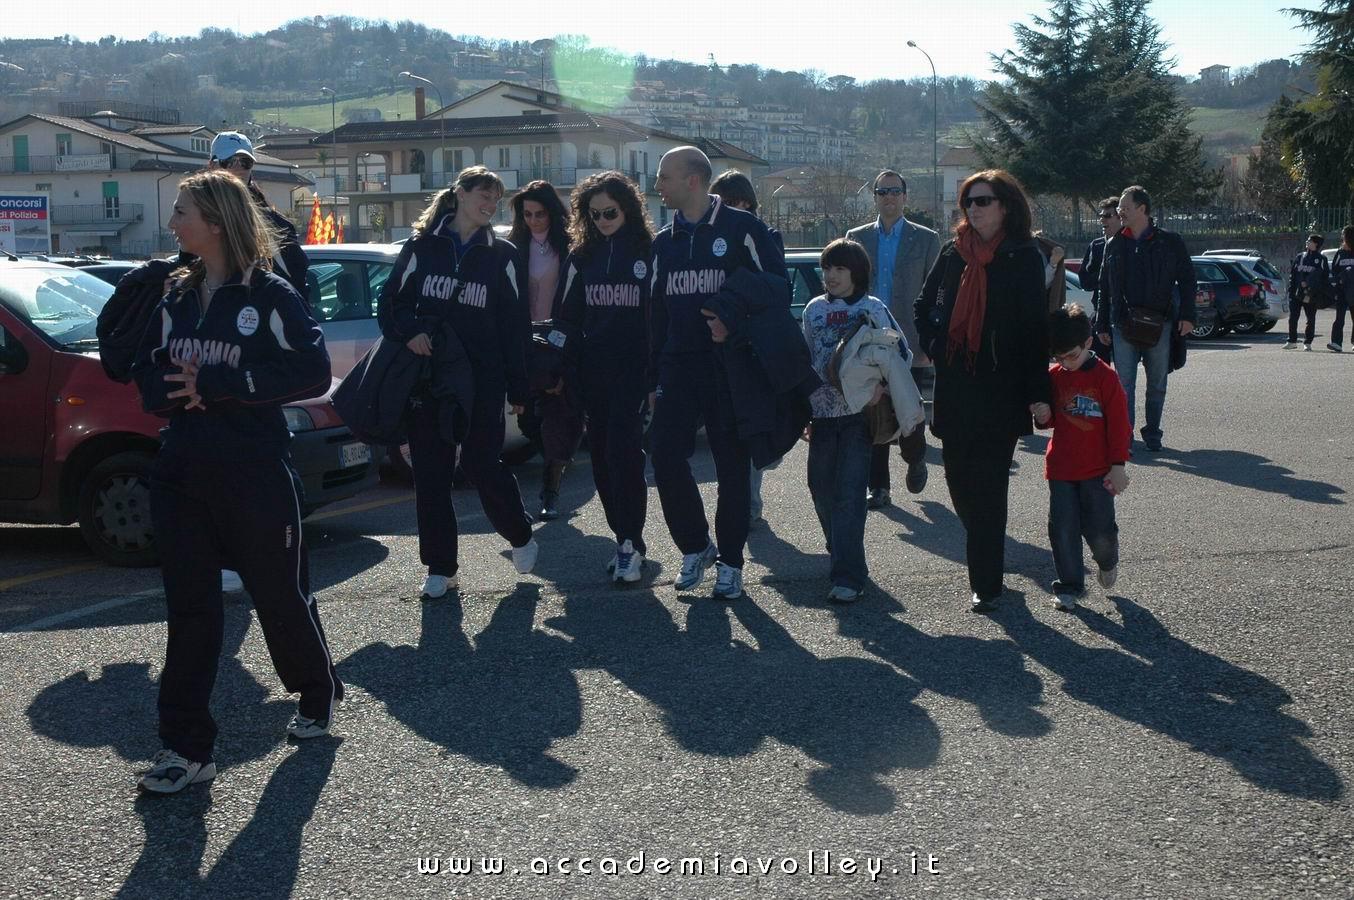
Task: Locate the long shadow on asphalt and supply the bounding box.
[544,593,940,815]
[878,498,1050,586]
[991,591,1343,801]
[1130,447,1344,504]
[27,606,339,899]
[339,583,583,788]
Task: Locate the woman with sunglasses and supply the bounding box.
[507,181,577,520]
[555,171,655,582]
[914,169,1051,613]
[378,166,538,601]
[132,169,340,793]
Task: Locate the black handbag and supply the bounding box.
[1121,306,1167,349]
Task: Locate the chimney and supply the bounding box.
[414,86,426,120]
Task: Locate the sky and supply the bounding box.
[5,0,1316,82]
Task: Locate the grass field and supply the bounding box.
[1189,105,1268,150]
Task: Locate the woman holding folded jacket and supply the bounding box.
[914,169,1051,613]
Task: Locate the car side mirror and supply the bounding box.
[0,328,29,375]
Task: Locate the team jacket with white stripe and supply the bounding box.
[647,195,787,390]
[133,267,332,461]
[377,218,529,405]
[555,234,651,357]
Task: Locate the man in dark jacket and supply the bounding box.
[1284,233,1330,351]
[649,146,787,600]
[1095,185,1196,452]
[1079,197,1121,330]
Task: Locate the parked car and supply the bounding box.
[80,261,146,287]
[298,243,532,474]
[1200,251,1286,331]
[1190,257,1268,338]
[0,259,377,566]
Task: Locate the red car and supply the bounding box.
[0,259,377,566]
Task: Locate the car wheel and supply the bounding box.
[77,450,158,567]
[1191,320,1217,339]
[1230,319,1255,334]
[1255,319,1277,333]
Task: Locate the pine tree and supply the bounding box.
[1276,0,1354,214]
[1243,96,1302,209]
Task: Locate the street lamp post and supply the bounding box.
[907,41,939,224]
[320,86,338,217]
[400,71,445,188]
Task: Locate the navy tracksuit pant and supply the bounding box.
[580,356,648,554]
[406,387,533,577]
[650,354,752,569]
[150,454,341,765]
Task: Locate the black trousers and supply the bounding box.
[940,431,1019,600]
[407,389,533,577]
[581,357,648,554]
[650,356,751,569]
[868,365,931,491]
[1288,298,1317,344]
[1332,296,1349,346]
[150,454,341,764]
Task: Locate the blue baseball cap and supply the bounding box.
[210,131,256,162]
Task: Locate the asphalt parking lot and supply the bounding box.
[1,314,1351,899]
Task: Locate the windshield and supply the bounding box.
[1251,258,1282,280]
[0,266,113,348]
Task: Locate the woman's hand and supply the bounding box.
[165,354,205,411]
[1103,464,1130,496]
[801,423,812,442]
[701,309,730,343]
[407,333,433,356]
[1029,402,1052,425]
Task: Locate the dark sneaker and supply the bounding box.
[905,460,928,494]
[866,488,891,510]
[287,713,330,740]
[1143,437,1162,452]
[538,491,559,521]
[138,750,216,794]
[969,592,998,613]
[1328,342,1343,353]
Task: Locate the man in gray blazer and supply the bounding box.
[845,170,941,509]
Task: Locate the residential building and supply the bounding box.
[1199,65,1231,88]
[0,111,311,255]
[938,145,982,228]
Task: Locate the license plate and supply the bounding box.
[340,442,371,468]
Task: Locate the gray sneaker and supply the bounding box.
[138,750,216,794]
[712,562,744,599]
[1052,592,1079,611]
[675,542,718,590]
[1328,342,1343,353]
[827,584,860,604]
[1097,565,1119,590]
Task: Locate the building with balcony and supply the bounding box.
[0,112,310,255]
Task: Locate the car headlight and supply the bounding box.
[283,406,315,432]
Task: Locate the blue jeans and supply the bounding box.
[807,414,872,591]
[1048,478,1119,593]
[1111,324,1171,444]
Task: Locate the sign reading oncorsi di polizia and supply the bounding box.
[0,192,52,254]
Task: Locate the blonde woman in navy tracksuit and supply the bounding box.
[378,166,538,600]
[133,169,340,794]
[556,171,654,582]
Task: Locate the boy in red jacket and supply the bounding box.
[1030,304,1131,611]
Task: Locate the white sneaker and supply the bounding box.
[1097,566,1119,590]
[221,569,244,593]
[1304,343,1312,351]
[712,562,744,599]
[613,540,643,583]
[421,573,456,600]
[1282,342,1299,349]
[286,713,331,740]
[675,542,718,590]
[1328,342,1343,353]
[827,584,860,603]
[511,538,539,574]
[137,749,216,794]
[1052,592,1079,611]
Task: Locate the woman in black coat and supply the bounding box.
[914,169,1051,612]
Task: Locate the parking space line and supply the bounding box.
[306,491,415,522]
[0,562,101,593]
[10,588,162,632]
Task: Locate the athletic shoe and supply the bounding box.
[605,552,619,574]
[827,585,860,604]
[905,460,928,494]
[538,491,560,521]
[286,713,330,740]
[1097,565,1119,590]
[1282,342,1299,349]
[137,750,216,794]
[712,562,744,599]
[1143,437,1163,452]
[511,538,540,575]
[613,540,643,583]
[421,573,456,600]
[866,488,891,510]
[970,592,997,613]
[1304,343,1313,352]
[1052,592,1079,611]
[221,569,243,593]
[1328,342,1343,353]
[675,542,718,591]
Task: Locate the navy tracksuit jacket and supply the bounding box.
[647,195,787,569]
[377,218,533,574]
[132,266,340,764]
[1288,249,1331,345]
[556,234,652,553]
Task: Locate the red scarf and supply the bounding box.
[947,223,1006,370]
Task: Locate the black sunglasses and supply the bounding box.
[589,207,620,222]
[962,195,998,209]
[874,187,905,196]
[1098,211,1117,220]
[223,155,254,171]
